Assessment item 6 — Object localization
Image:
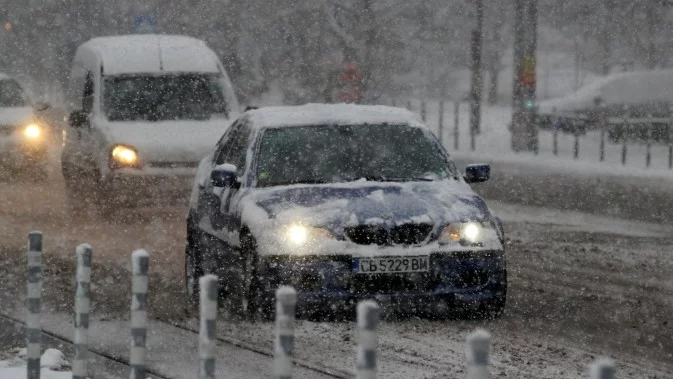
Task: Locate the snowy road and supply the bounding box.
[0,147,671,378]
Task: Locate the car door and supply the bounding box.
[200,120,247,235]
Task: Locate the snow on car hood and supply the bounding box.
[241,179,494,236]
[0,107,34,126]
[98,118,232,163]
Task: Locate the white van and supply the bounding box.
[61,34,240,215]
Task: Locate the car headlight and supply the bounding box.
[283,224,334,247]
[111,145,139,168]
[438,222,489,245]
[23,124,41,139]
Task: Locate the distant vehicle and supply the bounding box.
[537,69,673,143]
[0,73,51,180]
[185,104,507,319]
[61,35,240,216]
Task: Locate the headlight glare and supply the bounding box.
[24,124,41,139]
[284,224,334,247]
[439,222,483,245]
[111,145,138,167]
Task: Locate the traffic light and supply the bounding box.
[525,99,535,109]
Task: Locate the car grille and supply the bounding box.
[0,126,16,136]
[345,223,432,246]
[148,161,199,168]
[349,273,437,293]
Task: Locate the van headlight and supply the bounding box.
[438,222,491,245]
[23,124,41,139]
[283,224,334,247]
[111,145,139,168]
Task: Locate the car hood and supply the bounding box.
[0,107,34,126]
[98,117,232,163]
[242,180,494,236]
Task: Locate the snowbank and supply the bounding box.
[0,348,71,379]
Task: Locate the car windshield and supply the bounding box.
[256,124,454,187]
[103,74,228,121]
[0,79,29,107]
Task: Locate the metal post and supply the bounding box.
[73,244,92,379]
[274,286,297,379]
[407,99,412,112]
[129,250,149,379]
[622,121,628,165]
[454,101,460,151]
[391,98,397,107]
[590,359,616,379]
[420,99,427,122]
[26,231,43,379]
[199,275,218,379]
[573,133,579,159]
[356,301,380,379]
[438,100,445,146]
[469,0,484,136]
[668,124,672,169]
[467,329,491,379]
[552,130,558,156]
[646,126,652,168]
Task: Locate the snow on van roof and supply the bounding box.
[245,103,425,129]
[81,34,220,75]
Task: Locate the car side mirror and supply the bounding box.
[69,110,87,128]
[34,102,50,112]
[464,164,490,183]
[211,164,240,188]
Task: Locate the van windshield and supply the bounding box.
[0,79,29,107]
[103,74,228,121]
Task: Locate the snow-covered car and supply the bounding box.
[185,104,507,319]
[0,74,51,180]
[536,69,673,141]
[61,34,240,215]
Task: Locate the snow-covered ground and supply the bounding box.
[0,349,71,379]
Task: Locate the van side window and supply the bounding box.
[82,72,94,113]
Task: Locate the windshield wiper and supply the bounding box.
[350,176,435,182]
[265,179,331,186]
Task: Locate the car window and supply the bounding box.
[214,121,244,165]
[82,72,94,113]
[0,79,29,107]
[224,122,252,177]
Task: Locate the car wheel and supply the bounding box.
[185,228,204,306]
[62,167,96,219]
[482,270,507,319]
[237,233,273,321]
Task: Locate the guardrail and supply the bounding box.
[393,97,673,170]
[24,231,616,379]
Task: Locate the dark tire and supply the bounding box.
[185,223,204,306]
[481,270,507,319]
[62,166,97,219]
[237,232,273,321]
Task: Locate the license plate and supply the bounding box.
[355,256,429,274]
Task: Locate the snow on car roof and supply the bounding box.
[81,34,220,75]
[245,103,425,129]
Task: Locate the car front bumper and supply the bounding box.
[0,136,49,168]
[100,169,196,206]
[256,250,506,313]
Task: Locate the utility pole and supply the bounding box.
[469,0,484,144]
[511,0,538,152]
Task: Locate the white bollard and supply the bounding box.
[591,359,616,379]
[467,329,491,379]
[199,275,219,379]
[356,300,380,379]
[274,286,297,379]
[72,244,92,379]
[129,250,149,379]
[26,231,43,379]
